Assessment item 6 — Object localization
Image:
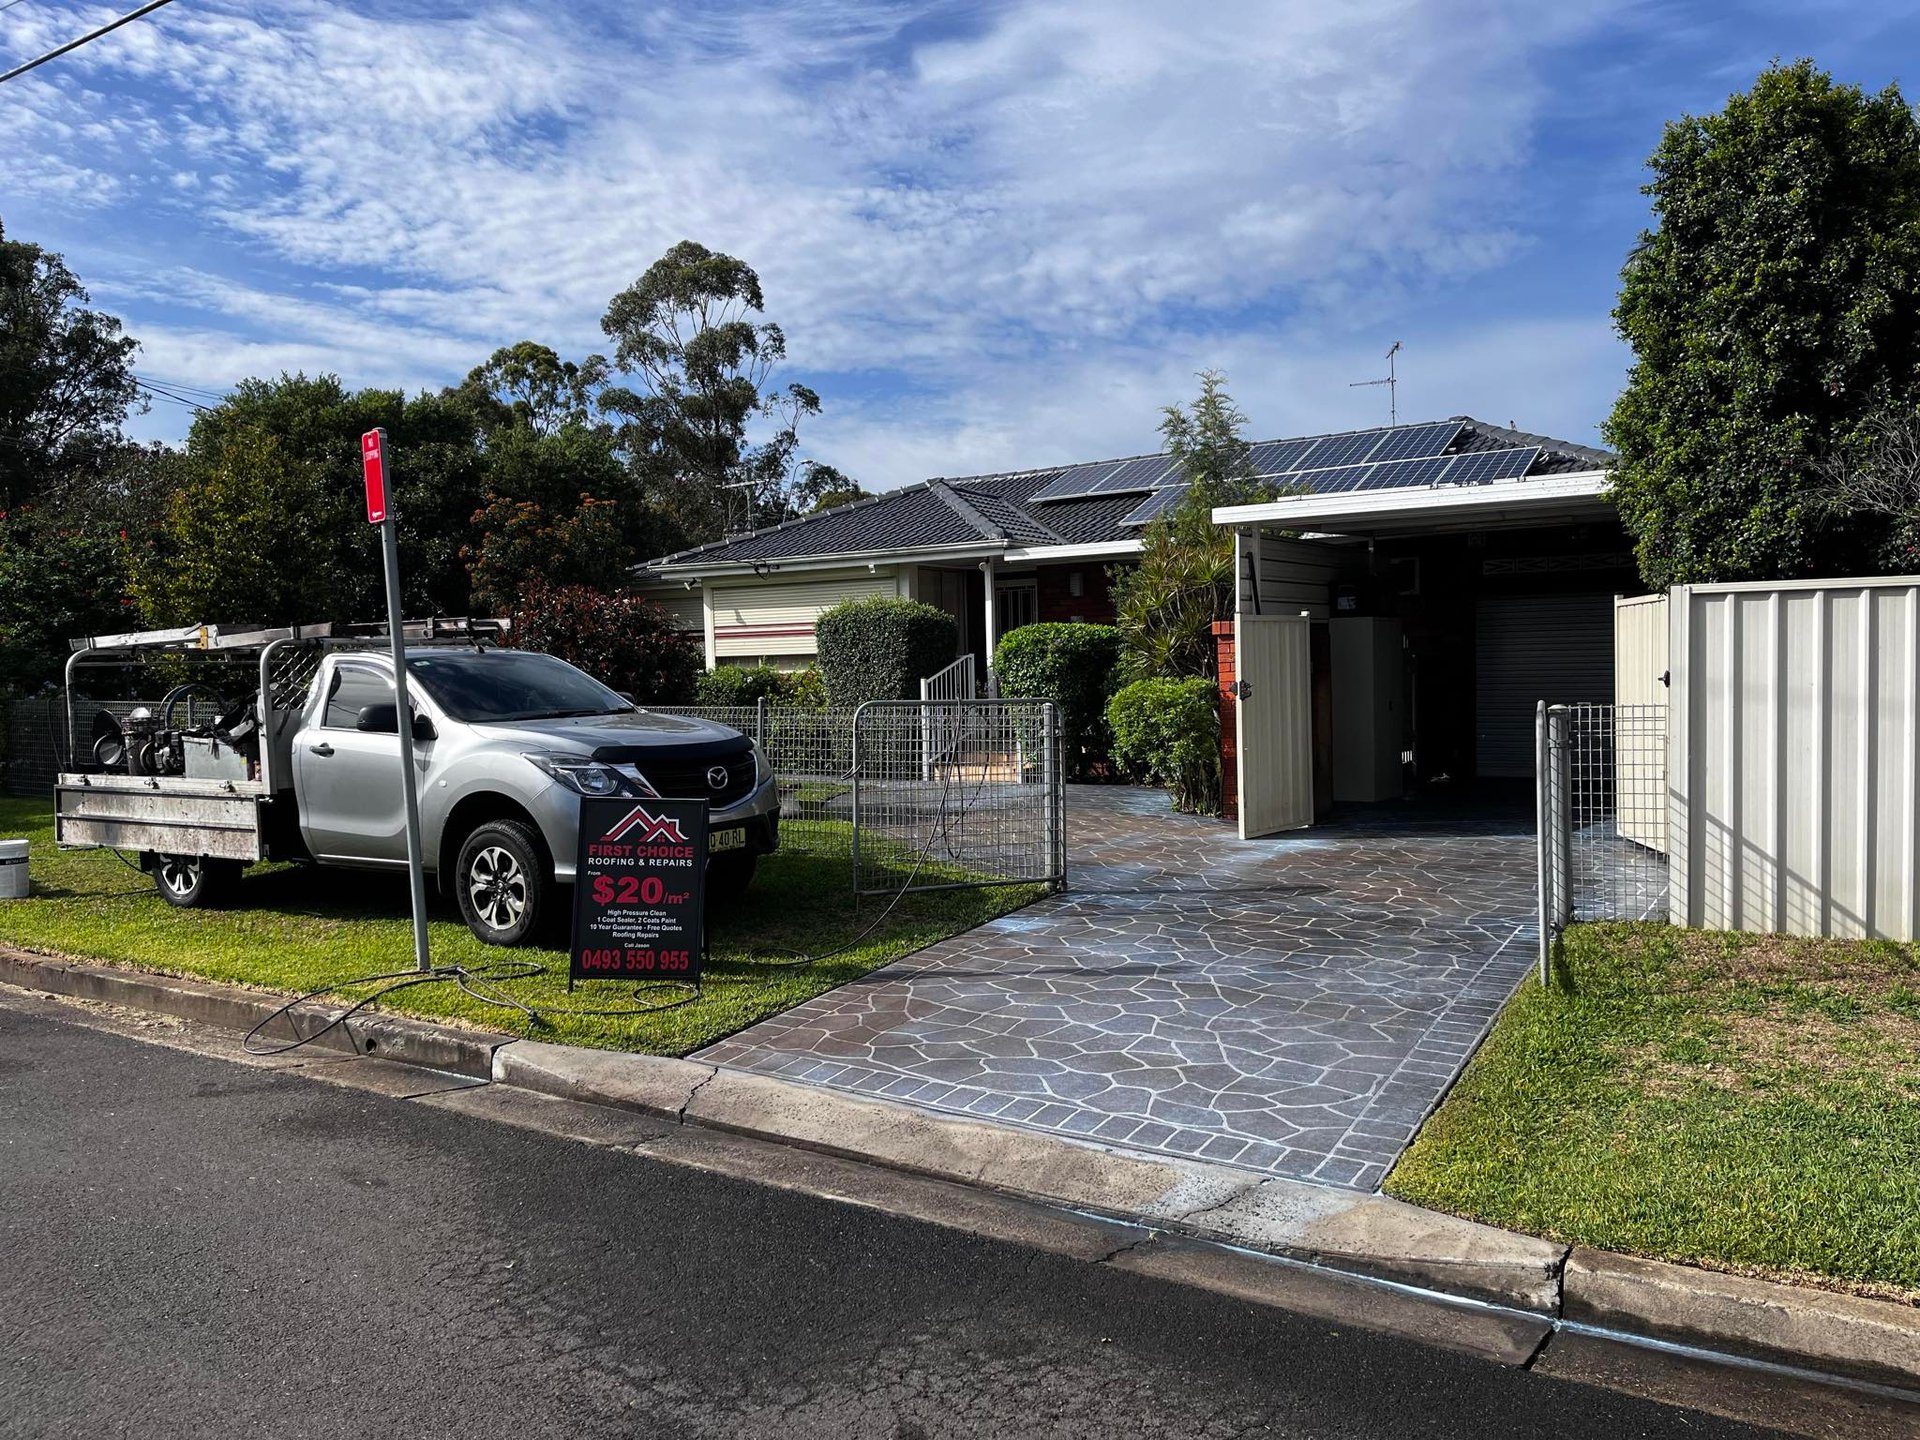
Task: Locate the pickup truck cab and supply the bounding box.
[280,647,779,944]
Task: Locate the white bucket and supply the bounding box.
[0,838,27,899]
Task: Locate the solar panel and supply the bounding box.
[1364,454,1457,490]
[1028,460,1126,502]
[1246,438,1315,476]
[1290,464,1377,494]
[1095,456,1174,494]
[1367,421,1465,464]
[1120,483,1189,526]
[1443,448,1539,485]
[1299,431,1387,470]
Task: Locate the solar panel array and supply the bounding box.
[1044,420,1474,503]
[1117,483,1189,527]
[1028,454,1179,503]
[1119,446,1544,523]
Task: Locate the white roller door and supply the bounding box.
[1475,592,1613,777]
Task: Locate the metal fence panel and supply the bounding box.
[851,699,1064,896]
[655,700,1065,897]
[1537,700,1670,978]
[1670,579,1920,940]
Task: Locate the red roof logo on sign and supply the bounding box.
[603,805,688,844]
[361,428,389,525]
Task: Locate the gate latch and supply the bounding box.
[1231,680,1253,700]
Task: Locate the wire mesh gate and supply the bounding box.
[1536,701,1670,978]
[652,699,1065,898]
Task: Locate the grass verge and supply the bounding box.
[0,797,1041,1056]
[1386,921,1920,1301]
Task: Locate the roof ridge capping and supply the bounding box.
[1454,416,1615,468]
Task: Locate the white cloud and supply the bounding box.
[13,0,1622,477]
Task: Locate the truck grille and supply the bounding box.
[629,750,757,809]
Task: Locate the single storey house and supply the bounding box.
[635,416,1621,789]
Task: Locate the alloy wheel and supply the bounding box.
[468,846,527,931]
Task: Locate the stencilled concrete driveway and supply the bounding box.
[700,786,1539,1191]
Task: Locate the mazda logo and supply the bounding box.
[706,765,730,790]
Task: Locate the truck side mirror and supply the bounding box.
[411,712,437,742]
[356,703,399,733]
[613,690,636,706]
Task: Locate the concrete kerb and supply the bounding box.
[0,947,507,1079]
[6,943,1919,1397]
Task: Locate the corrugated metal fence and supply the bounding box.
[1541,577,1920,955]
[1669,578,1920,941]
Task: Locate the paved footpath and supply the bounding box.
[705,786,1538,1189]
[0,1003,1792,1440]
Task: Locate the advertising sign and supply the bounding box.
[361,427,389,525]
[570,796,706,986]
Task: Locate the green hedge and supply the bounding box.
[814,597,958,707]
[993,622,1122,778]
[1106,676,1220,814]
[694,664,829,709]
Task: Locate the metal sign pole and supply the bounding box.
[364,428,432,974]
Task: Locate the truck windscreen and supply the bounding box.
[406,651,628,723]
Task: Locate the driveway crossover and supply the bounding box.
[700,786,1538,1190]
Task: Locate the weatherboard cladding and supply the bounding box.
[643,417,1612,570]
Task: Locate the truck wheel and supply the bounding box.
[455,820,548,946]
[150,853,239,909]
[707,851,757,905]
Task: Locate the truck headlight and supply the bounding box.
[522,752,632,797]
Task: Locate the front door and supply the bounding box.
[1235,613,1314,837]
[294,662,419,865]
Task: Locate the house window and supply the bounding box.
[995,579,1038,638]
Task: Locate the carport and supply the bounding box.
[1213,469,1630,837]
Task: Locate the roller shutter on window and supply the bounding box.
[711,576,897,659]
[1474,592,1613,778]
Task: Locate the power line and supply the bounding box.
[0,0,180,87]
[134,371,227,401]
[135,380,209,413]
[0,1,37,17]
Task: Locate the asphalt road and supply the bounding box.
[0,1003,1788,1440]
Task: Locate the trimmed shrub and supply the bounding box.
[694,663,830,709]
[1106,677,1221,814]
[783,665,829,710]
[814,597,957,707]
[509,580,699,703]
[695,663,786,706]
[993,622,1123,778]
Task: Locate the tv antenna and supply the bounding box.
[1350,341,1402,426]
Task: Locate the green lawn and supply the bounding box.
[0,797,1040,1055]
[1387,922,1920,1301]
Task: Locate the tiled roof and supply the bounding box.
[641,417,1613,571]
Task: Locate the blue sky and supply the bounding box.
[5,0,1918,486]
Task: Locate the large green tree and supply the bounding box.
[0,217,141,512]
[138,374,489,625]
[1605,61,1920,586]
[1110,372,1260,680]
[600,240,835,543]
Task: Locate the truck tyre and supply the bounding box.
[455,820,548,946]
[149,853,239,909]
[707,851,757,905]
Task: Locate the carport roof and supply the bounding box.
[638,417,1612,575]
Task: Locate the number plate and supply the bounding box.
[709,827,745,852]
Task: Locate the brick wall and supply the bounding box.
[1036,563,1118,625]
[1213,619,1237,824]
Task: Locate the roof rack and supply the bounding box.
[67,616,510,656]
